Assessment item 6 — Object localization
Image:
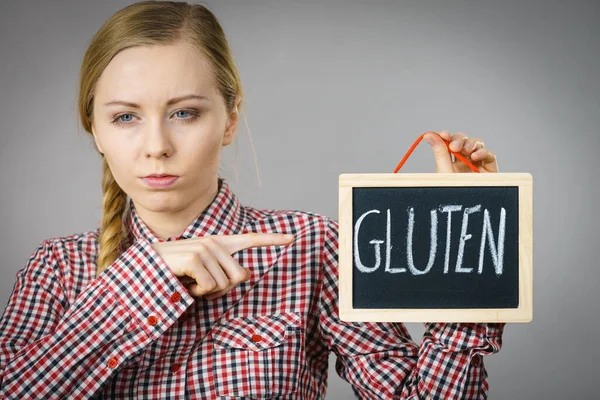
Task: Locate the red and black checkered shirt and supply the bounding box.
[0,177,504,399]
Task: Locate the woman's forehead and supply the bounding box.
[95,42,218,104]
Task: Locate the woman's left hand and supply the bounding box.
[423,131,499,173]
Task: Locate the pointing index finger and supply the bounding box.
[212,233,295,255]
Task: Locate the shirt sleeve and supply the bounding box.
[317,217,506,400]
[0,237,195,399]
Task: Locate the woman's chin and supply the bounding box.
[135,192,184,213]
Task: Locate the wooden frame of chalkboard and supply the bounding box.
[338,173,532,323]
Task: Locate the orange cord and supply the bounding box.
[393,132,480,173]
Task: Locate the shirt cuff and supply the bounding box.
[98,238,195,341]
[424,322,506,354]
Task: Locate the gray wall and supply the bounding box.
[1,0,598,398]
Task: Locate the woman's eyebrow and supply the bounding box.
[103,94,209,108]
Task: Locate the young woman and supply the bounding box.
[0,1,504,399]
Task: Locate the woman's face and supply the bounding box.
[91,41,238,216]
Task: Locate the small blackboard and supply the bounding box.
[338,173,532,323]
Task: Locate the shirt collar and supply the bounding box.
[127,177,246,244]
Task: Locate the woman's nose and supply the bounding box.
[143,119,173,158]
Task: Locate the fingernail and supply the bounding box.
[424,135,435,146]
[285,234,294,240]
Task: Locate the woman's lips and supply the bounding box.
[140,175,179,189]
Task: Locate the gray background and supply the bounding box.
[0,0,598,398]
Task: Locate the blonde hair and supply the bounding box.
[78,1,255,278]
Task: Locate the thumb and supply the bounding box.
[423,132,454,173]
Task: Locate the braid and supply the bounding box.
[95,157,129,278]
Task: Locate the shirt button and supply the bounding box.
[107,357,118,369]
[473,356,481,366]
[147,315,158,326]
[251,334,262,343]
[170,363,181,373]
[170,292,181,303]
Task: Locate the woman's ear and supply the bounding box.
[222,95,241,147]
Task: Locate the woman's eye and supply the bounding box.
[172,109,200,123]
[110,113,136,126]
[119,114,134,122]
[175,110,191,118]
[174,110,200,123]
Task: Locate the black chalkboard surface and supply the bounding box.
[338,173,533,323]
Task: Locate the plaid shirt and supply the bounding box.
[0,177,504,399]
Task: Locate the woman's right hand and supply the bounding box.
[151,233,295,300]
